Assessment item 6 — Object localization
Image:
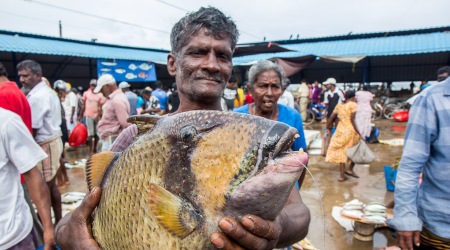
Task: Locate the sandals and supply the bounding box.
[338,177,348,182]
[345,171,359,178]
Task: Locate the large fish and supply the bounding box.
[86,110,308,249]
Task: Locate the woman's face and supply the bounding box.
[250,70,283,113]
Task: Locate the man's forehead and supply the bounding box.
[184,29,233,49]
[18,68,32,75]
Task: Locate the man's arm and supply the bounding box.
[210,188,310,249]
[388,93,436,250]
[114,100,131,129]
[141,107,161,114]
[79,93,87,121]
[23,167,56,249]
[70,106,76,124]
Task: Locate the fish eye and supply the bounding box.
[180,125,197,141]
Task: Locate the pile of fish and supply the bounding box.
[362,203,387,224]
[341,199,387,224]
[86,111,308,249]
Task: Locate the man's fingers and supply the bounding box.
[413,231,421,247]
[397,231,414,250]
[77,187,102,220]
[210,232,244,250]
[216,217,273,250]
[241,215,279,240]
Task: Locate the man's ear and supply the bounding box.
[167,53,177,76]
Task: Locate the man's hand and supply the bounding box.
[55,187,102,249]
[43,228,56,250]
[210,215,282,250]
[397,231,420,250]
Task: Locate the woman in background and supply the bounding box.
[355,85,373,139]
[234,60,307,152]
[325,90,362,182]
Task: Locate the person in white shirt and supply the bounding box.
[17,59,64,225]
[0,108,55,249]
[323,78,345,119]
[55,80,78,132]
[297,79,310,121]
[277,78,295,108]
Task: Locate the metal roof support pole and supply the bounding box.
[239,66,246,87]
[362,57,371,84]
[51,57,75,82]
[12,52,18,83]
[88,58,93,80]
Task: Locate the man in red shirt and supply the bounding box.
[0,64,32,132]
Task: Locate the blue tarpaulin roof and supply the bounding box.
[2,28,450,67]
[233,30,450,65]
[0,31,169,64]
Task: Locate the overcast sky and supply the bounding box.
[1,0,449,50]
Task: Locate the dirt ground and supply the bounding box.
[61,118,407,250]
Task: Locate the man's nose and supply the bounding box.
[203,53,220,72]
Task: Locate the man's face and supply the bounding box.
[437,72,449,82]
[167,30,233,103]
[18,68,41,89]
[100,84,112,98]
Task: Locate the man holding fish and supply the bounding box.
[55,6,310,249]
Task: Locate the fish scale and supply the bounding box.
[87,111,308,249]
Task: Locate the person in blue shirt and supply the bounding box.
[388,73,450,250]
[234,60,307,152]
[151,81,168,114]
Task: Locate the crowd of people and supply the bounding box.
[1,5,449,250]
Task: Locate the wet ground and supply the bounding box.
[61,119,407,250]
[301,119,406,250]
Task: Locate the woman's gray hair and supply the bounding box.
[170,6,239,56]
[247,60,285,88]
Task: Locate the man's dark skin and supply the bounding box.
[55,9,310,250]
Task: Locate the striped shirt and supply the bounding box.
[388,77,450,240]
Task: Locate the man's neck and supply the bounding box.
[28,81,41,90]
[0,76,9,84]
[176,100,222,114]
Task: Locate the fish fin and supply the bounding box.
[127,115,161,136]
[85,152,117,192]
[147,183,199,238]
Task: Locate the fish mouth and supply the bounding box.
[269,124,299,158]
[253,122,299,175]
